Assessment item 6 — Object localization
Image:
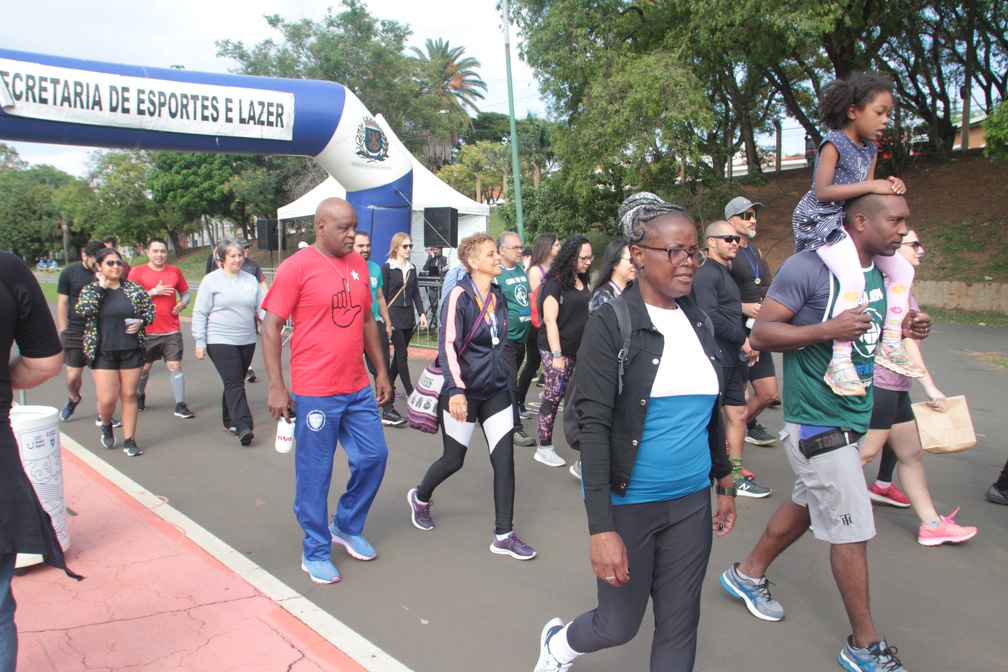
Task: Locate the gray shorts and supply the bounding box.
[782,422,875,544]
[144,332,184,363]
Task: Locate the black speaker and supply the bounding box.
[255,218,285,251]
[423,207,458,248]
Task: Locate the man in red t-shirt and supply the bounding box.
[262,198,392,585]
[127,238,194,419]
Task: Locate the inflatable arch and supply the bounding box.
[0,49,413,259]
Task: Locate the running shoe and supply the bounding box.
[535,445,565,467]
[136,393,146,412]
[570,460,582,481]
[823,361,867,396]
[174,402,195,419]
[742,466,757,480]
[394,391,406,401]
[223,426,238,436]
[96,414,123,428]
[536,375,545,387]
[300,556,340,584]
[876,342,925,378]
[408,487,434,531]
[489,531,536,560]
[100,423,116,450]
[513,429,535,447]
[734,475,772,498]
[985,484,1008,506]
[60,396,82,421]
[869,483,911,508]
[917,507,977,546]
[329,521,377,560]
[518,404,532,420]
[534,618,573,672]
[720,562,785,621]
[381,409,406,426]
[238,428,254,446]
[838,636,905,671]
[768,397,782,408]
[745,421,778,446]
[123,438,142,457]
[245,368,257,383]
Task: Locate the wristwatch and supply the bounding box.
[715,485,737,497]
[551,350,563,358]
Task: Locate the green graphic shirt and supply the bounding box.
[769,253,887,434]
[497,264,531,342]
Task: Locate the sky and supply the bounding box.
[3,0,545,177]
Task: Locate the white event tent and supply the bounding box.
[277,114,489,266]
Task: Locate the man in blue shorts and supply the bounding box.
[719,194,930,672]
[262,198,392,585]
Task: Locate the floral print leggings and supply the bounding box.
[537,350,575,446]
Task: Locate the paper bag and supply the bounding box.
[912,395,976,454]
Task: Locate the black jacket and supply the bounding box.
[691,258,746,361]
[573,283,731,535]
[438,278,510,401]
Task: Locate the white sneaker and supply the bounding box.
[535,445,565,467]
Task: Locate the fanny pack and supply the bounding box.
[798,427,863,460]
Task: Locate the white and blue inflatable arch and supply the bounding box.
[0,49,412,258]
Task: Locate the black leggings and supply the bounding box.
[206,343,255,433]
[516,324,541,407]
[417,391,515,534]
[389,325,415,396]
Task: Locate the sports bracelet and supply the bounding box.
[714,485,737,497]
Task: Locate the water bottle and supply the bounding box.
[275,409,296,454]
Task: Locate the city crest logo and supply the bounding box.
[355,116,389,162]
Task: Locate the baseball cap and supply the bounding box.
[724,197,764,220]
[236,237,250,249]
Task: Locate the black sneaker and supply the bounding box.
[136,393,146,412]
[768,397,782,408]
[123,438,142,457]
[174,402,195,419]
[60,396,82,421]
[245,368,257,383]
[95,414,123,428]
[381,409,406,426]
[745,421,778,446]
[986,484,1008,506]
[535,375,545,387]
[100,423,116,449]
[239,428,254,446]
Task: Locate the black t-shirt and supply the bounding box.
[537,276,591,356]
[57,261,97,333]
[97,287,142,352]
[728,243,771,304]
[242,258,265,283]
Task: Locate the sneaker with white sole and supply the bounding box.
[60,396,82,421]
[569,460,582,480]
[534,618,574,672]
[123,437,142,457]
[535,445,565,467]
[745,421,777,446]
[174,402,195,419]
[96,414,122,428]
[301,556,340,584]
[876,342,925,378]
[868,483,911,508]
[823,360,867,396]
[518,404,532,420]
[100,423,116,450]
[381,408,406,426]
[917,507,977,546]
[408,487,434,530]
[720,562,785,621]
[734,475,772,498]
[490,531,536,560]
[329,521,377,560]
[838,636,905,671]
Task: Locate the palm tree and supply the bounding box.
[410,38,488,169]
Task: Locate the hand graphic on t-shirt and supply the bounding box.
[331,278,361,327]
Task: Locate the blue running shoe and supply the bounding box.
[720,562,785,621]
[534,617,573,672]
[329,521,377,561]
[490,531,536,560]
[60,396,82,421]
[839,636,905,671]
[301,556,340,584]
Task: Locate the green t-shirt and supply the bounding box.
[770,253,887,434]
[367,260,383,321]
[497,264,531,342]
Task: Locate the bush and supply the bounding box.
[983,101,1008,161]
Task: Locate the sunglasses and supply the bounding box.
[710,235,741,244]
[739,211,757,221]
[103,259,124,267]
[902,241,922,250]
[402,244,414,249]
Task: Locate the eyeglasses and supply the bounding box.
[902,241,922,250]
[636,245,707,266]
[739,211,757,221]
[103,259,123,267]
[402,244,414,249]
[710,235,741,244]
[501,245,524,251]
[578,255,595,263]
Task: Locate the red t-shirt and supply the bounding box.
[261,247,373,396]
[127,264,189,334]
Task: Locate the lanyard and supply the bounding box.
[471,283,500,345]
[739,245,761,285]
[607,280,624,296]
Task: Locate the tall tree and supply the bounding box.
[89,151,163,250]
[0,165,74,261]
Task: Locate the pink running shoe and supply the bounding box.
[917,507,978,546]
[869,482,911,508]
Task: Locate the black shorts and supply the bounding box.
[743,348,776,382]
[869,387,915,430]
[722,364,748,407]
[144,332,184,363]
[90,349,146,371]
[61,330,86,368]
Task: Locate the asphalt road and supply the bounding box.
[23,312,1008,672]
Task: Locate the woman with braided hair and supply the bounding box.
[534,192,735,672]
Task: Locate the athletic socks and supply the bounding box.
[137,371,149,395]
[170,370,185,404]
[730,457,743,481]
[548,623,580,664]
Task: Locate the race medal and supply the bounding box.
[754,277,761,285]
[492,336,500,346]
